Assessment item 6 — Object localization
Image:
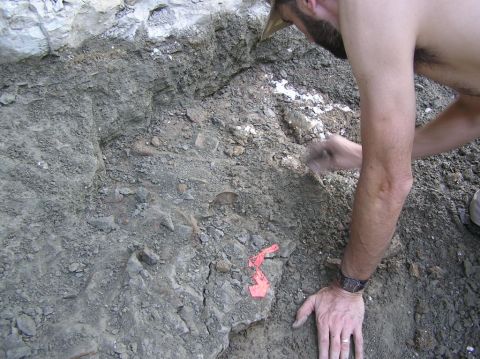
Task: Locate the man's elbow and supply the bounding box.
[362,167,413,203]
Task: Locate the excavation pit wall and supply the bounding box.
[1,4,480,359]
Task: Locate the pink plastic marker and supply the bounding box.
[248,244,279,298]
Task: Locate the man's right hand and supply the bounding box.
[293,283,365,359]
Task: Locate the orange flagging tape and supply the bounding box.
[248,244,279,298]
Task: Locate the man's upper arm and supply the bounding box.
[339,1,418,176]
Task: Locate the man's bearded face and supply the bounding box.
[291,6,347,59]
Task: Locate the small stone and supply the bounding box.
[199,233,209,244]
[251,235,265,248]
[182,192,194,201]
[263,107,275,118]
[445,172,462,187]
[16,314,36,337]
[151,136,161,147]
[186,107,208,123]
[409,263,421,278]
[225,145,245,157]
[42,306,53,316]
[216,259,232,273]
[415,329,437,351]
[68,263,83,273]
[236,231,249,244]
[6,346,31,359]
[194,133,219,152]
[177,183,188,193]
[427,265,444,279]
[126,253,144,276]
[87,216,117,232]
[37,161,49,170]
[138,247,159,266]
[325,258,341,269]
[114,343,127,354]
[119,187,135,195]
[135,187,150,203]
[0,93,16,105]
[159,211,175,232]
[132,139,156,156]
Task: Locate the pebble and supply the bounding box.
[132,139,156,156]
[186,107,208,123]
[151,136,162,147]
[0,93,16,105]
[224,145,245,157]
[236,231,249,244]
[409,263,421,278]
[216,259,232,273]
[138,247,159,265]
[415,329,437,351]
[251,235,265,248]
[135,187,150,203]
[114,343,127,354]
[427,266,444,279]
[159,211,175,232]
[87,215,117,232]
[194,133,219,152]
[16,314,36,337]
[119,187,135,195]
[199,233,209,244]
[68,262,85,273]
[177,183,188,193]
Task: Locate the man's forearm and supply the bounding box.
[341,169,412,280]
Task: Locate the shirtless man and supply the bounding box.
[261,0,480,358]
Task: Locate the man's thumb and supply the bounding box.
[292,295,315,328]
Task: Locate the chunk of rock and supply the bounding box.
[135,187,150,203]
[186,107,208,123]
[132,139,157,156]
[16,314,36,337]
[126,253,144,276]
[138,247,159,265]
[194,133,219,152]
[0,93,16,105]
[225,146,245,157]
[409,263,421,278]
[216,259,232,273]
[177,183,188,193]
[87,216,117,232]
[415,329,437,351]
[151,136,162,147]
[251,235,265,248]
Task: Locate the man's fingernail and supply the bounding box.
[292,320,300,328]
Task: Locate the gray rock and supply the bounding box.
[6,346,31,359]
[194,132,219,152]
[138,247,159,265]
[135,187,150,203]
[159,212,175,232]
[0,93,16,105]
[216,259,232,273]
[126,254,144,276]
[251,234,265,248]
[119,187,135,195]
[16,315,36,337]
[87,216,117,232]
[114,342,127,354]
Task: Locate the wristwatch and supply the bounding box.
[338,270,368,293]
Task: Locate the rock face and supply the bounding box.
[0,0,266,64]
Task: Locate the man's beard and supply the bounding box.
[293,7,347,59]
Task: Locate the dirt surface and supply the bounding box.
[1,29,479,359]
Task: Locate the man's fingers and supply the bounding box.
[328,329,342,359]
[317,323,329,359]
[340,331,352,359]
[353,326,364,359]
[292,295,316,328]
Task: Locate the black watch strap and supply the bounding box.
[338,270,368,293]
